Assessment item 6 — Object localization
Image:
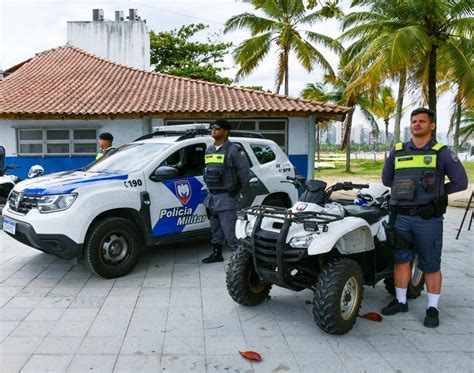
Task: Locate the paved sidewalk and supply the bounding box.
[0,207,473,372]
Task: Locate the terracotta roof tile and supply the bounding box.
[0,45,351,118]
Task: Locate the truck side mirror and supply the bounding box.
[149,166,179,181]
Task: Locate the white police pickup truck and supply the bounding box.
[1,125,297,278]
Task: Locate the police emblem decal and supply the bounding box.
[295,203,308,211]
[423,156,432,165]
[174,180,192,205]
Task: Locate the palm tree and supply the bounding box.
[340,0,474,138]
[224,0,342,95]
[362,86,397,159]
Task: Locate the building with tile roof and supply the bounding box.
[0,44,350,178]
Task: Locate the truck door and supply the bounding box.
[147,143,209,237]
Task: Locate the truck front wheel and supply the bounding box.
[84,217,142,278]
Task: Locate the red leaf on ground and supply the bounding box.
[360,312,383,322]
[304,300,312,305]
[239,350,262,361]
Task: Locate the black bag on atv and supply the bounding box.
[300,179,327,205]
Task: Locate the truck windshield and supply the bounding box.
[86,143,170,173]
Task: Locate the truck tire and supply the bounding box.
[226,249,272,306]
[313,258,364,335]
[384,256,424,299]
[84,217,142,278]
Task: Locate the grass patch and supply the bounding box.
[315,159,474,180]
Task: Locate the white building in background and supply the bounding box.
[67,9,150,70]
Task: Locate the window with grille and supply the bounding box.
[17,128,98,155]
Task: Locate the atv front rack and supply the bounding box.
[239,205,344,291]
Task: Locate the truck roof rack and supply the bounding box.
[134,124,264,142]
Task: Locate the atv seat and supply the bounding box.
[343,205,388,225]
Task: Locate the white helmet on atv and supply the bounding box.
[28,165,44,179]
[354,183,390,208]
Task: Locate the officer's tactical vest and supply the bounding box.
[204,142,238,191]
[96,146,114,160]
[390,142,445,207]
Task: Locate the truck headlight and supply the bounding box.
[37,194,77,213]
[289,234,318,248]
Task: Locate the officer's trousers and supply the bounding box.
[210,209,239,251]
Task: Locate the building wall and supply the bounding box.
[1,118,144,178]
[67,20,150,70]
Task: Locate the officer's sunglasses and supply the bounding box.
[210,125,223,131]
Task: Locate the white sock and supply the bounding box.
[395,287,407,304]
[427,292,440,309]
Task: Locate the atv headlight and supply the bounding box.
[37,194,77,213]
[289,234,318,248]
[245,222,254,237]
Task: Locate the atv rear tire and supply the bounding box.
[313,258,364,335]
[384,255,424,299]
[84,217,142,279]
[226,249,272,306]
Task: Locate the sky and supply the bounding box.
[0,0,455,134]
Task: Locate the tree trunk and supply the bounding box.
[284,55,289,96]
[394,70,406,143]
[428,47,437,139]
[344,110,354,173]
[453,94,461,155]
[316,123,321,161]
[385,119,389,160]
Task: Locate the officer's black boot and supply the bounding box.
[202,244,224,263]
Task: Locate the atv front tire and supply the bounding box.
[313,258,364,335]
[84,217,142,279]
[384,255,424,299]
[226,249,272,306]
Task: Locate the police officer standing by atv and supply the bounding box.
[202,119,250,264]
[96,132,115,160]
[381,108,468,327]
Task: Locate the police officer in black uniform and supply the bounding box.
[381,108,468,328]
[202,119,250,263]
[96,132,115,160]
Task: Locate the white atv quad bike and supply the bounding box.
[0,165,44,207]
[227,176,424,334]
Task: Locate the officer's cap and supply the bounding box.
[99,132,114,141]
[210,119,231,131]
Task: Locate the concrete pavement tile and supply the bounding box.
[114,354,161,372]
[109,286,142,296]
[0,353,31,372]
[35,336,83,354]
[434,317,474,335]
[163,335,205,355]
[60,308,100,322]
[36,270,68,279]
[403,332,466,352]
[11,321,55,337]
[277,319,327,336]
[142,276,173,288]
[445,334,474,352]
[381,351,435,372]
[135,295,170,308]
[67,354,117,372]
[27,277,62,288]
[171,274,201,288]
[285,335,333,354]
[0,307,32,321]
[159,354,206,373]
[251,353,300,373]
[101,295,138,308]
[69,296,106,308]
[77,336,124,355]
[443,306,474,320]
[4,296,44,308]
[326,335,377,353]
[21,354,74,372]
[203,318,244,337]
[37,296,74,308]
[205,335,247,355]
[294,352,348,373]
[1,277,35,287]
[48,320,92,337]
[120,335,164,355]
[0,321,20,337]
[205,354,252,373]
[164,319,204,337]
[240,314,283,337]
[245,335,292,355]
[75,286,111,297]
[0,336,44,354]
[169,287,202,308]
[167,306,203,321]
[0,286,23,297]
[25,307,65,322]
[18,286,52,297]
[426,351,473,372]
[338,352,393,372]
[87,320,129,337]
[366,334,417,353]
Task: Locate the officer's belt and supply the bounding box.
[209,190,227,195]
[391,206,420,216]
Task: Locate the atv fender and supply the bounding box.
[308,217,374,255]
[236,219,248,239]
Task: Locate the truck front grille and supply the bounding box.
[8,191,39,214]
